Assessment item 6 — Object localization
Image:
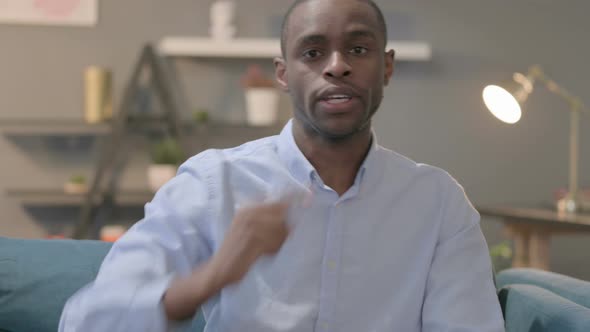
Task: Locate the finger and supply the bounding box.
[254,202,290,219]
[261,228,289,253]
[257,214,289,239]
[256,213,289,235]
[277,190,307,207]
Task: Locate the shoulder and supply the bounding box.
[378,146,460,191]
[378,147,477,234]
[179,135,280,175]
[384,150,480,241]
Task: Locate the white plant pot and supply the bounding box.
[245,88,279,126]
[63,182,88,194]
[147,164,177,193]
[100,225,126,242]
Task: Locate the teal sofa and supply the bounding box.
[496,268,590,331]
[2,237,590,332]
[0,237,204,332]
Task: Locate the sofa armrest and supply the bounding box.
[499,284,590,332]
[497,268,590,309]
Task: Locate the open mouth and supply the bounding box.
[322,94,353,104]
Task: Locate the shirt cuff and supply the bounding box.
[128,274,190,332]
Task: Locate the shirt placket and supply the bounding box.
[315,199,343,332]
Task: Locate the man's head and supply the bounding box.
[280,0,388,59]
[274,0,395,141]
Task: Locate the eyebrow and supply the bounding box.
[295,29,377,46]
[346,29,377,41]
[292,28,379,53]
[295,34,328,49]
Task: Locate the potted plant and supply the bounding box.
[193,109,210,125]
[148,137,185,192]
[240,64,279,126]
[64,174,88,194]
[489,241,513,272]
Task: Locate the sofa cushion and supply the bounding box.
[0,237,112,332]
[497,268,590,309]
[498,284,590,332]
[0,237,206,332]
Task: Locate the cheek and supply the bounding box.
[285,74,309,112]
[290,70,316,97]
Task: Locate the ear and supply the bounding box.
[274,57,289,92]
[383,49,395,86]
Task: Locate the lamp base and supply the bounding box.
[557,196,578,214]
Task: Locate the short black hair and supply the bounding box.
[280,0,388,58]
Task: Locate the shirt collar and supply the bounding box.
[277,119,317,186]
[277,119,381,190]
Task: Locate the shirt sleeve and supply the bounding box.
[421,175,505,332]
[59,162,215,332]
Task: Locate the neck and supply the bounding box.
[292,120,373,196]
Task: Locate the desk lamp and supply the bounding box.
[482,65,587,213]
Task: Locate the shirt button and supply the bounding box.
[327,261,337,269]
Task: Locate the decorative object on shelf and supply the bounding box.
[209,0,236,40]
[84,66,113,124]
[193,109,210,124]
[148,137,185,192]
[0,0,98,26]
[554,188,590,211]
[240,64,279,126]
[100,225,126,242]
[482,65,588,214]
[63,174,88,194]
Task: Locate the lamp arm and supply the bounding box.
[528,65,587,114]
[528,66,582,212]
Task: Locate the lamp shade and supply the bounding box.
[482,72,535,124]
[482,85,522,124]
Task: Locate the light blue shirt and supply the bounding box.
[60,120,504,332]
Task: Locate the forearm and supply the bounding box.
[59,276,178,332]
[163,259,225,321]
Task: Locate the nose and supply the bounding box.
[323,52,351,78]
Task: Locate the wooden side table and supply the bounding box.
[478,206,590,270]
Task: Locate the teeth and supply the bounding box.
[326,98,350,104]
[326,94,350,99]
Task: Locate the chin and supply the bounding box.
[296,111,371,140]
[316,123,369,140]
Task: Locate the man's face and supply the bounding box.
[275,0,394,140]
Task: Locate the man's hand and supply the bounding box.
[163,201,290,321]
[210,201,290,286]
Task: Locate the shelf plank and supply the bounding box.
[6,188,154,206]
[0,119,110,136]
[158,37,432,61]
[0,118,285,137]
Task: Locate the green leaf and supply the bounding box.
[151,137,185,165]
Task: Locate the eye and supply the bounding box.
[302,49,322,59]
[350,46,368,55]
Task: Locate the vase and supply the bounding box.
[210,0,236,40]
[84,66,112,123]
[244,88,279,126]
